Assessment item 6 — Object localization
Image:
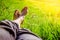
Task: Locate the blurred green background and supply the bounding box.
[0,0,60,40]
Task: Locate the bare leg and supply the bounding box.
[13,16,24,27]
[13,7,27,28]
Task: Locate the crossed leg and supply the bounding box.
[13,7,27,28]
[13,7,42,40]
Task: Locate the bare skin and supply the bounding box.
[13,7,27,28]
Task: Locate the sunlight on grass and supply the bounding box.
[26,0,60,17]
[27,0,60,13]
[0,0,60,40]
[25,0,60,24]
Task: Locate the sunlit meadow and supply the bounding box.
[0,0,60,40]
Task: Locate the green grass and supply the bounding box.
[0,0,60,40]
